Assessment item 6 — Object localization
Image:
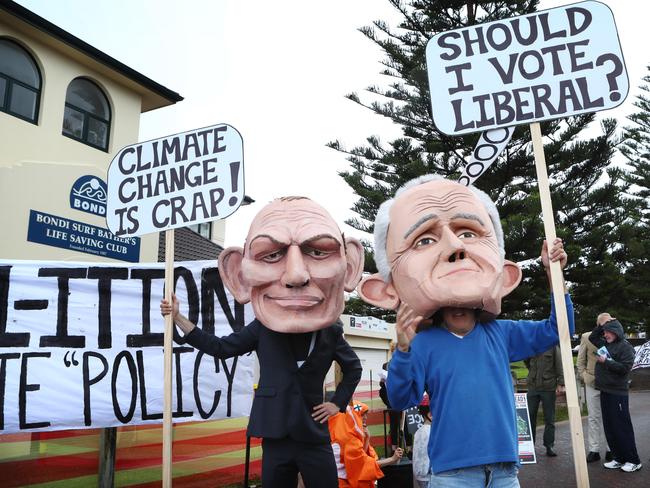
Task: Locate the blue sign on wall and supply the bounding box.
[70,175,107,216]
[27,209,140,262]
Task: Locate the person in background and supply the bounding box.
[329,401,403,487]
[412,395,432,488]
[577,314,612,463]
[524,345,564,457]
[589,317,642,473]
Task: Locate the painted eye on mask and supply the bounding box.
[415,236,437,248]
[261,249,287,263]
[304,247,332,259]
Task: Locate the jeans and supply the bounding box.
[429,463,520,488]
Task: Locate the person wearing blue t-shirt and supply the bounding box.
[357,176,574,488]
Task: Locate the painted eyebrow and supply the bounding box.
[403,212,485,240]
[248,234,288,250]
[404,214,437,240]
[300,234,341,247]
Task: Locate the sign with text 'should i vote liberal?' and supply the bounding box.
[426,1,628,135]
[106,123,244,237]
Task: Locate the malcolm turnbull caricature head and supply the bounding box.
[358,176,522,319]
[218,197,365,333]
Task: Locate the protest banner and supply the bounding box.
[106,122,244,486]
[404,405,425,436]
[0,259,254,433]
[633,341,650,371]
[515,393,536,464]
[426,1,627,135]
[425,3,629,486]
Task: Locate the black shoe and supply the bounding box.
[586,452,601,463]
[605,451,613,461]
[546,447,557,457]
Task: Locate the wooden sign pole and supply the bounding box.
[162,229,175,487]
[530,122,589,488]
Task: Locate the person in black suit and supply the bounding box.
[161,196,364,488]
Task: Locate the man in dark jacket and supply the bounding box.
[161,197,364,487]
[525,345,564,456]
[589,317,642,473]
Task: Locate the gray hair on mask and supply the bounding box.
[373,175,505,282]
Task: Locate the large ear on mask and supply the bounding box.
[500,260,523,298]
[357,273,400,310]
[343,237,364,292]
[218,247,251,304]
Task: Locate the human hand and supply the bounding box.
[596,354,607,364]
[312,401,339,423]
[556,385,565,395]
[541,238,567,270]
[391,447,404,463]
[160,294,179,320]
[395,303,425,352]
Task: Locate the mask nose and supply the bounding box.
[440,227,466,263]
[281,245,310,288]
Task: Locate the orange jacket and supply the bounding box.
[329,402,384,488]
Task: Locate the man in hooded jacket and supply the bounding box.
[589,317,642,473]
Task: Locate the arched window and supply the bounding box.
[0,38,41,124]
[62,78,111,151]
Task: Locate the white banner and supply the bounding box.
[633,341,650,371]
[0,259,254,433]
[426,1,628,135]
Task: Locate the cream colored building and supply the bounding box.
[0,1,227,263]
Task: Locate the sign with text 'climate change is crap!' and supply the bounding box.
[426,1,628,135]
[106,124,244,237]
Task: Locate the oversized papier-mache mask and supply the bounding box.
[218,197,364,333]
[358,176,522,318]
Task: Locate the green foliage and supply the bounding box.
[620,65,650,337]
[334,1,634,330]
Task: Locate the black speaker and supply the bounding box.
[378,459,413,488]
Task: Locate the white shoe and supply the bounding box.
[620,462,642,473]
[604,460,623,469]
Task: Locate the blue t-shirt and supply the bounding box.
[387,295,574,474]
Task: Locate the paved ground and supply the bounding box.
[518,390,649,487]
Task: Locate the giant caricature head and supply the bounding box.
[218,196,364,333]
[358,176,522,318]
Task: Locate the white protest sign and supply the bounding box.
[632,341,650,371]
[459,127,515,186]
[0,259,254,433]
[106,123,244,237]
[426,1,628,135]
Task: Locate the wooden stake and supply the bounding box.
[162,229,175,487]
[530,122,590,488]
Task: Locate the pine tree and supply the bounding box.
[620,65,650,337]
[330,0,627,332]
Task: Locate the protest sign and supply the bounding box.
[0,259,254,433]
[459,127,514,186]
[106,123,244,237]
[515,393,536,464]
[404,405,425,436]
[426,1,628,135]
[633,341,650,371]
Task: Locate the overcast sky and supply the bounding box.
[16,0,649,248]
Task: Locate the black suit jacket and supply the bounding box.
[185,319,362,443]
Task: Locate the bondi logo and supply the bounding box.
[70,175,107,216]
